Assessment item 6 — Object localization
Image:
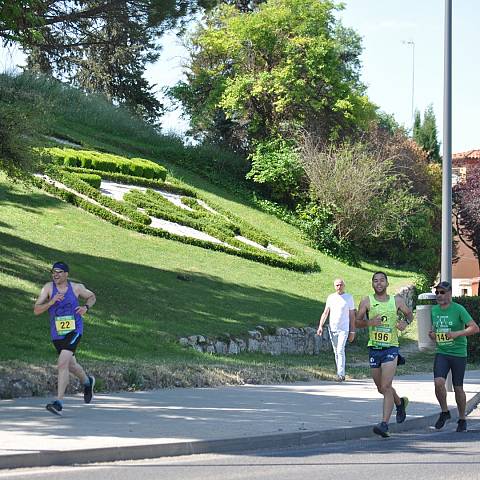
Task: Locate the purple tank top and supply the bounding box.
[48,281,83,340]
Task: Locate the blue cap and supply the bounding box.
[51,261,69,272]
[435,281,452,291]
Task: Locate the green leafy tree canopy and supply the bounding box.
[170,0,376,151]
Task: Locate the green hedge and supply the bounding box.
[41,147,167,180]
[45,166,151,225]
[453,296,480,362]
[124,189,238,240]
[33,175,319,272]
[61,166,196,196]
[75,173,101,189]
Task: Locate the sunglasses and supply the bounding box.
[435,290,448,295]
[51,269,66,274]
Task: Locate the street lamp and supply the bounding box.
[402,40,415,125]
[441,0,452,284]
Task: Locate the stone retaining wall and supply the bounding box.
[179,326,332,356]
[179,285,415,356]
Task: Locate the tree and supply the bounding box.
[1,1,213,123]
[413,104,441,163]
[24,6,164,123]
[453,166,480,271]
[170,0,376,152]
[298,124,441,274]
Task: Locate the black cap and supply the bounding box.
[51,261,69,272]
[435,281,452,291]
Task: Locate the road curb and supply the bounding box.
[1,391,479,470]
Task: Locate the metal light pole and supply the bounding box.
[441,0,452,283]
[402,40,415,124]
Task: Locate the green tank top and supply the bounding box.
[367,295,399,348]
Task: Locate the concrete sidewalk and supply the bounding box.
[1,371,480,469]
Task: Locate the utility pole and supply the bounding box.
[441,0,452,283]
[402,40,415,125]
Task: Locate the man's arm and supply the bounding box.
[355,297,370,328]
[317,306,330,335]
[73,283,96,316]
[448,319,480,339]
[395,296,413,331]
[348,308,356,342]
[34,283,55,316]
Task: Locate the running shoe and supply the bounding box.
[373,421,390,438]
[84,375,95,404]
[456,419,467,432]
[434,410,451,429]
[46,400,63,416]
[396,396,409,424]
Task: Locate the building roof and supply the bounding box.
[453,150,480,160]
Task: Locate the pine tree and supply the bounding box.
[412,104,441,163]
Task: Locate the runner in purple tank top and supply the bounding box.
[34,261,96,416]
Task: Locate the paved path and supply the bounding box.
[1,371,479,469]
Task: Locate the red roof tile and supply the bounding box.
[453,150,480,160]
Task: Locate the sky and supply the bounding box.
[1,0,478,153]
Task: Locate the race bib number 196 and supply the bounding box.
[55,315,75,336]
[370,327,392,346]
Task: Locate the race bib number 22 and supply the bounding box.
[55,315,76,336]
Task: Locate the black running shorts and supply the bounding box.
[52,331,82,355]
[433,353,467,386]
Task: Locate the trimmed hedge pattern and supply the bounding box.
[61,166,196,197]
[41,147,167,180]
[45,166,151,225]
[75,173,101,189]
[34,174,319,272]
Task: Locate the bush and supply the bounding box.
[75,173,101,189]
[453,296,480,363]
[40,147,167,180]
[247,139,305,204]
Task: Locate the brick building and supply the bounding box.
[452,150,480,296]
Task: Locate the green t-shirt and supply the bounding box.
[431,302,473,357]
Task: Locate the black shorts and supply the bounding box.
[433,353,467,387]
[52,331,82,355]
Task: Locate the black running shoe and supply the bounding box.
[46,400,63,416]
[434,410,451,429]
[396,396,409,424]
[373,421,390,438]
[84,375,95,404]
[456,419,467,432]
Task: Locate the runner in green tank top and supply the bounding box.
[356,271,413,438]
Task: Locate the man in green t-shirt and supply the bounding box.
[428,281,479,432]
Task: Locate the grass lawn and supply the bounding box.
[0,171,415,369]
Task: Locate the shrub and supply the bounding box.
[40,147,168,181]
[247,138,305,204]
[75,173,101,189]
[129,163,144,177]
[453,296,480,363]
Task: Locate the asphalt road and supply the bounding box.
[2,407,480,480]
